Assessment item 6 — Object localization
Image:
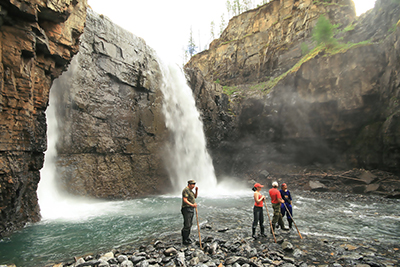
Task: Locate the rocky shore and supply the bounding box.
[45,225,398,267]
[250,164,400,199]
[26,191,397,267]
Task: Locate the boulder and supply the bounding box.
[53,9,169,198]
[358,171,377,184]
[309,181,328,192]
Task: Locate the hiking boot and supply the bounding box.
[279,223,289,231]
[252,227,257,239]
[183,239,192,245]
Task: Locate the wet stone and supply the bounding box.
[130,256,146,264]
[121,260,134,267]
[282,241,294,251]
[137,260,150,267]
[98,259,110,267]
[117,255,129,263]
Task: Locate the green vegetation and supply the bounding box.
[250,81,268,91]
[388,23,397,33]
[343,23,355,32]
[186,27,197,57]
[222,85,239,95]
[260,14,374,93]
[210,21,216,40]
[312,0,343,6]
[226,0,252,17]
[312,15,337,47]
[261,40,372,93]
[301,42,310,55]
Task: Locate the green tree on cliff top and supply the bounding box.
[187,27,197,57]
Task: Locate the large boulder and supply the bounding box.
[52,9,169,198]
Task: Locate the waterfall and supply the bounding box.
[37,58,115,221]
[38,55,219,220]
[37,78,61,218]
[159,61,217,194]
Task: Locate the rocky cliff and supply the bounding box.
[186,0,400,182]
[186,0,356,86]
[0,0,87,237]
[52,9,170,199]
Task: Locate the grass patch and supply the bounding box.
[223,85,239,95]
[262,40,372,92]
[343,23,355,32]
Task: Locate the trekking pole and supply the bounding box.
[264,199,277,243]
[283,202,302,239]
[195,207,203,249]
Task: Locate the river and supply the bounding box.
[0,188,399,266]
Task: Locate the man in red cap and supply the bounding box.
[279,183,293,229]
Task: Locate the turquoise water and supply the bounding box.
[1,192,399,267]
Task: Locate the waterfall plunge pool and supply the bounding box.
[0,190,399,267]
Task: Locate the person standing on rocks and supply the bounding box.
[252,183,267,239]
[279,183,293,229]
[181,179,198,245]
[269,181,288,232]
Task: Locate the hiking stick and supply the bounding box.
[283,202,302,239]
[195,207,203,249]
[264,199,277,243]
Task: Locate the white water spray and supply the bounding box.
[37,59,117,221]
[159,62,218,194]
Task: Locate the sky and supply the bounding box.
[87,0,377,65]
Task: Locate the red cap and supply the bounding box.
[254,183,264,188]
[281,183,287,187]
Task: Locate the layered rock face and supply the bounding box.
[0,0,87,237]
[186,0,356,86]
[52,9,169,199]
[186,0,400,176]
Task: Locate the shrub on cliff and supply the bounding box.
[312,15,337,47]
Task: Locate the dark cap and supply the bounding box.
[187,180,196,184]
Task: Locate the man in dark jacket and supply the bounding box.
[181,179,198,245]
[280,183,293,229]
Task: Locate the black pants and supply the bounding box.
[252,206,264,232]
[181,207,194,241]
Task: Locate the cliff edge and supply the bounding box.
[0,0,87,237]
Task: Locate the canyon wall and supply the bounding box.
[52,9,170,199]
[186,0,356,86]
[186,0,400,178]
[0,0,87,237]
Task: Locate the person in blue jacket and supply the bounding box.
[279,183,293,229]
